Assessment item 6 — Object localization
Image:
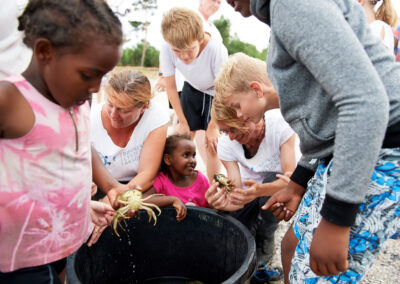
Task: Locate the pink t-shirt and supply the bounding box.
[153,171,210,207]
[0,75,92,272]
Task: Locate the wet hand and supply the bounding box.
[310,218,350,276]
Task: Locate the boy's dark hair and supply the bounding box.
[18,0,123,51]
[160,134,192,173]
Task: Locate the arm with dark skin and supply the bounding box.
[142,187,187,221]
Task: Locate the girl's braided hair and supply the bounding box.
[160,134,192,174]
[18,0,123,51]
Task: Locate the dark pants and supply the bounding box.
[180,81,213,131]
[0,260,64,284]
[228,172,280,266]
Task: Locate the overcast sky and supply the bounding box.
[109,0,400,52]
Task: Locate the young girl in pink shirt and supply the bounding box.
[0,1,127,283]
[152,135,210,207]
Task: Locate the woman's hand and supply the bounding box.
[172,198,187,221]
[229,179,259,206]
[262,181,305,221]
[205,181,230,210]
[310,218,350,276]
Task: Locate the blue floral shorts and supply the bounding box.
[290,148,400,283]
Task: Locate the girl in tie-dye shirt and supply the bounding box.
[0,1,125,283]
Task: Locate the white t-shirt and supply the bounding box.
[217,109,295,184]
[0,0,31,79]
[91,102,169,182]
[370,20,395,51]
[160,35,228,96]
[196,10,223,43]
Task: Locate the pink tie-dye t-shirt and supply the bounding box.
[0,75,92,272]
[153,171,210,207]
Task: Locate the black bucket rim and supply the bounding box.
[67,206,256,284]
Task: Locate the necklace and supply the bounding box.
[68,107,79,152]
[243,116,266,159]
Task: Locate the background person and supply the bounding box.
[357,0,398,50]
[91,69,169,197]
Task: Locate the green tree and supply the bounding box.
[128,0,157,66]
[213,16,267,60]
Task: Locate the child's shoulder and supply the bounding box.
[0,80,22,111]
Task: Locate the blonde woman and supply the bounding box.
[91,69,169,196]
[206,98,296,282]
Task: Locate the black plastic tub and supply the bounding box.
[66,207,256,284]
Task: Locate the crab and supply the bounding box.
[214,173,234,193]
[111,189,164,237]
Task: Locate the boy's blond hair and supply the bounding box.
[211,98,246,131]
[214,52,271,102]
[104,69,153,109]
[161,7,204,49]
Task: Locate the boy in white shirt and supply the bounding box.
[160,7,228,181]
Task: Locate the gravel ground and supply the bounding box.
[269,221,400,284]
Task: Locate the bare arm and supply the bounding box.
[222,160,242,188]
[91,146,121,193]
[252,134,297,196]
[164,75,190,134]
[127,124,168,192]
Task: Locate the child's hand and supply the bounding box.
[91,182,98,197]
[88,200,114,247]
[176,122,190,136]
[310,218,350,276]
[90,200,114,226]
[172,198,187,221]
[276,171,292,184]
[205,126,219,154]
[262,181,305,221]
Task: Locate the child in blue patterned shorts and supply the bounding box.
[216,0,400,282]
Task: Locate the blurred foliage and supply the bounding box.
[119,15,267,67]
[120,41,159,67]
